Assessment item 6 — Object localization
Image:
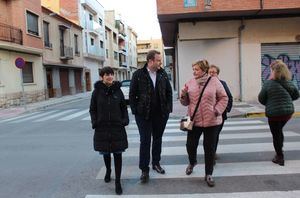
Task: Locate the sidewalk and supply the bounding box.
[170,97,300,119]
[0,92,92,120]
[0,91,300,120]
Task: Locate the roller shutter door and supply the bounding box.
[261,43,300,90]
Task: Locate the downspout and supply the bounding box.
[238,19,245,101]
[238,0,263,101]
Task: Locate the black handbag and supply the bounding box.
[180,77,211,131]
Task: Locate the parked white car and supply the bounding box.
[120,80,130,104]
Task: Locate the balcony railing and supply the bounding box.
[60,45,73,60]
[0,23,23,45]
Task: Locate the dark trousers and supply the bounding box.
[135,114,169,172]
[215,119,225,153]
[186,126,218,175]
[268,119,289,156]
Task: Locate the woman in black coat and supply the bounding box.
[89,67,129,195]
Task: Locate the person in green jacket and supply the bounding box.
[258,60,299,166]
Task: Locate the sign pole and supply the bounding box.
[20,70,27,110]
[15,57,27,110]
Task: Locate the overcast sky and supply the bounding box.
[100,0,162,40]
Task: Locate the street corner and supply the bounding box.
[0,108,26,120]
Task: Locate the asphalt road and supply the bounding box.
[0,98,300,198]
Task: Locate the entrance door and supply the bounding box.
[59,68,70,96]
[46,68,54,98]
[74,70,82,93]
[85,72,91,91]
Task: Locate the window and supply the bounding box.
[74,34,79,54]
[100,40,104,48]
[22,62,34,83]
[43,21,50,47]
[90,38,94,46]
[26,11,39,36]
[106,49,109,58]
[113,33,117,44]
[105,30,108,40]
[114,51,118,60]
[99,18,102,26]
[89,14,93,21]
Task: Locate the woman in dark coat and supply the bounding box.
[258,60,299,166]
[89,67,129,195]
[208,65,233,164]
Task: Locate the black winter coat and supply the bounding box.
[89,81,129,153]
[129,64,173,120]
[220,80,233,120]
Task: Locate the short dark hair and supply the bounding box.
[100,66,114,77]
[146,50,160,62]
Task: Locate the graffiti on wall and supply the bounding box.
[261,54,300,89]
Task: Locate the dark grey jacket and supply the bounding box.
[258,80,299,117]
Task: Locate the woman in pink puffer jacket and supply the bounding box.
[180,59,228,187]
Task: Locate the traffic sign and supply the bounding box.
[15,57,25,69]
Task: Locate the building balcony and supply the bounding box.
[81,0,98,15]
[0,23,23,45]
[86,21,102,36]
[60,45,74,60]
[84,46,105,61]
[119,61,127,68]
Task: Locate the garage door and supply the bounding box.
[261,43,300,90]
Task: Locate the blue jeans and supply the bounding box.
[135,114,169,172]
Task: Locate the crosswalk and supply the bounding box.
[0,108,128,124]
[86,117,300,197]
[0,109,90,124]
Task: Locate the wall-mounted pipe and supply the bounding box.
[238,19,245,101]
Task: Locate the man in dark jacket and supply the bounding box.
[129,50,173,183]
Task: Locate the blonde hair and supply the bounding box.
[270,60,291,80]
[209,64,220,75]
[192,59,209,73]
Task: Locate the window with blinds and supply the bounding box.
[22,62,34,83]
[26,11,39,36]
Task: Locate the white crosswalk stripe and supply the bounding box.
[58,109,89,121]
[86,190,300,198]
[33,109,77,122]
[10,110,59,123]
[123,142,300,157]
[87,117,300,197]
[127,131,299,143]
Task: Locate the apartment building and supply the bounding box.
[42,0,106,90]
[42,6,84,98]
[127,26,138,79]
[104,10,132,81]
[0,0,45,107]
[157,0,300,101]
[137,39,165,68]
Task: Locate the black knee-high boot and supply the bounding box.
[103,154,111,183]
[114,153,122,195]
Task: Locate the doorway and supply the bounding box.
[85,72,91,91]
[46,68,54,98]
